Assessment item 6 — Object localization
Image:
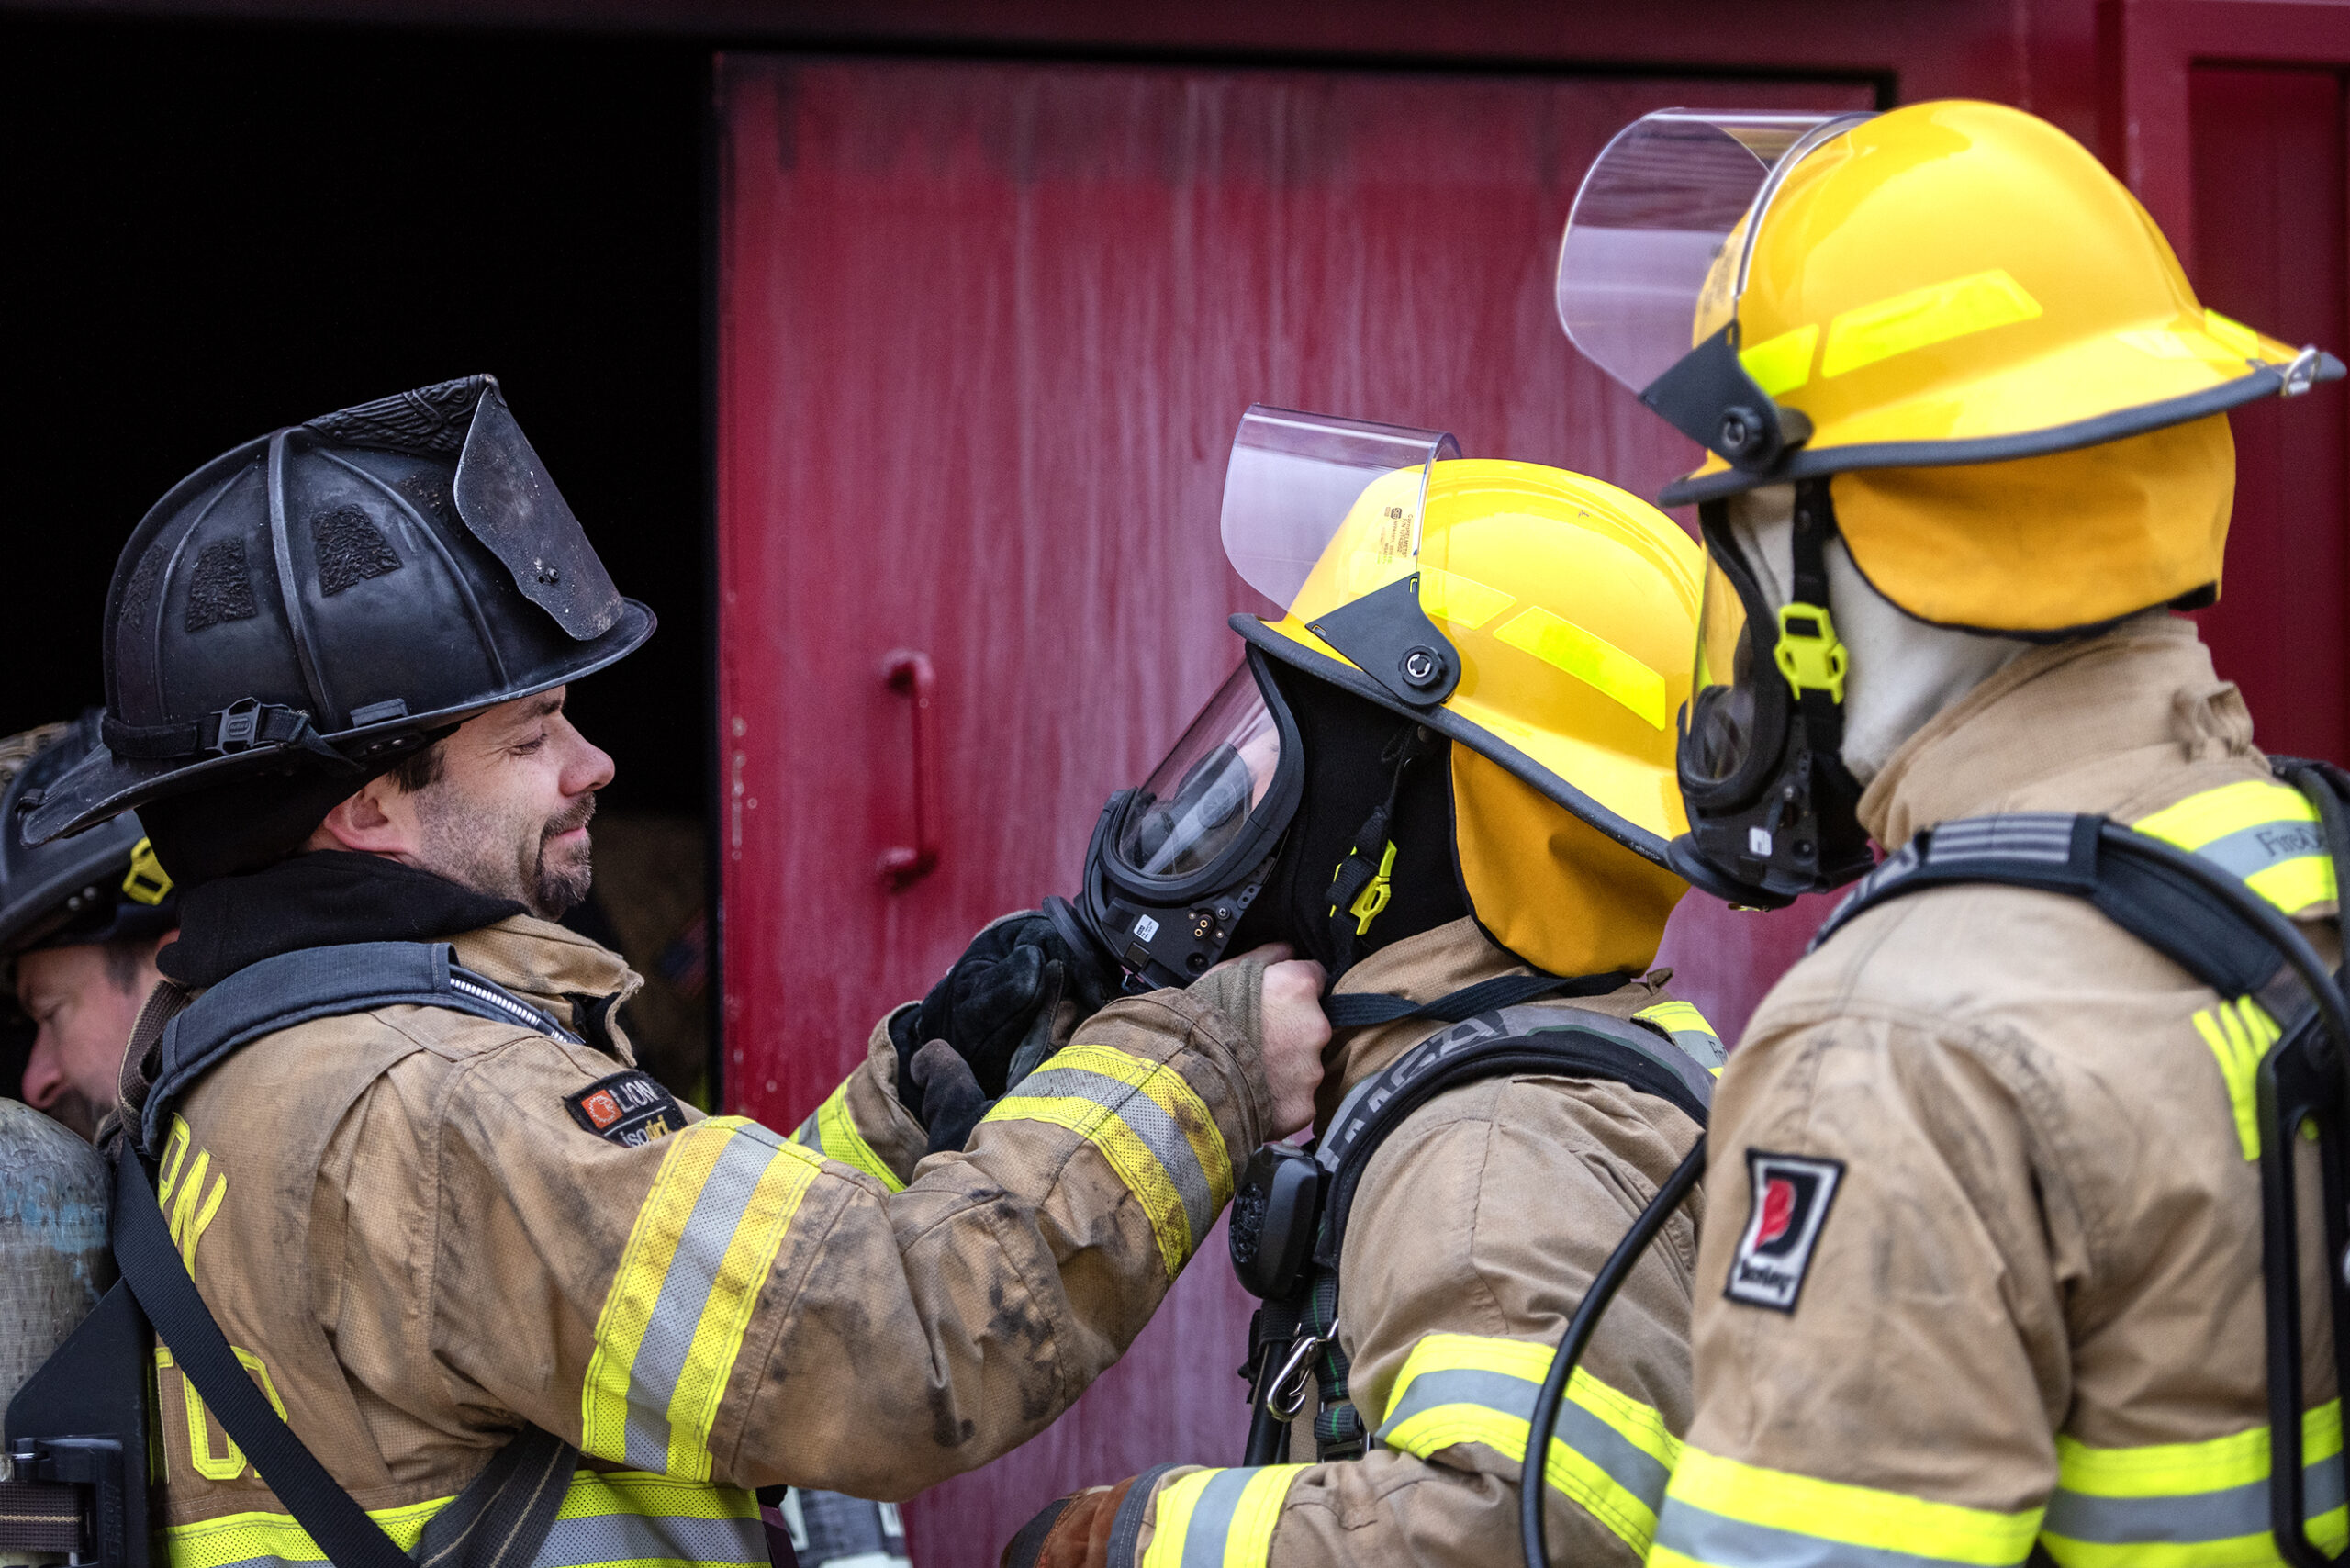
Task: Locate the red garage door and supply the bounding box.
[714,55,1871,1566]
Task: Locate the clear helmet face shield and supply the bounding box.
[1222,406,1467,710]
[1556,109,1873,396]
[1557,110,1874,470]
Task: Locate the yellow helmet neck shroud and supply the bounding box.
[1237,459,1703,976]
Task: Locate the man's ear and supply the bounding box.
[306,776,419,857]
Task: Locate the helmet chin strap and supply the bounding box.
[1727,486,2030,787]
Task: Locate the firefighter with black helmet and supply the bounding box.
[1554,101,2347,1563]
[19,375,1328,1567]
[0,712,179,1139]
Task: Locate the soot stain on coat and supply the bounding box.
[986,1276,1058,1425]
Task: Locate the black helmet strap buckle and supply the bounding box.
[103,700,359,772]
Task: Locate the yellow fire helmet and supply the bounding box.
[1556,100,2344,633]
[1221,407,1703,976]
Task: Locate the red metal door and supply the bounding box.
[2108,0,2350,759]
[714,56,1870,1567]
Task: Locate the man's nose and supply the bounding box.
[564,730,617,797]
[21,1032,66,1110]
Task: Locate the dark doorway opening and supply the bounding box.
[0,14,714,1099]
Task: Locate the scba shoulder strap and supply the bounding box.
[1228,991,1720,1465]
[1810,762,2350,1568]
[6,942,585,1568]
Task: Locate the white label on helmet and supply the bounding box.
[1133,914,1161,943]
[1749,826,1774,857]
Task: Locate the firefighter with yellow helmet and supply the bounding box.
[984,407,1725,1568]
[1557,101,2347,1563]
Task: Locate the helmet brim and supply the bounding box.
[25,599,655,845]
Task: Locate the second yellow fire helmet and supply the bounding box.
[1064,407,1704,987]
[1557,99,2341,633]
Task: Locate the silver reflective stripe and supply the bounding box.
[1177,1470,1258,1568]
[1374,1366,1670,1513]
[1012,1065,1216,1245]
[2188,817,2327,885]
[621,1132,779,1470]
[1926,813,2075,866]
[2043,1449,2346,1546]
[1657,1026,1726,1071]
[532,1509,769,1567]
[1651,1499,2016,1568]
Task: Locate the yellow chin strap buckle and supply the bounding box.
[1774,601,1849,703]
[1346,842,1399,935]
[121,836,173,906]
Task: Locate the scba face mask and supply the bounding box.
[1673,480,1874,907]
[1062,647,1306,989]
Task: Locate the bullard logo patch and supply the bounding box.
[1726,1150,1843,1313]
[565,1070,682,1148]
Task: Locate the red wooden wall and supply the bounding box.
[708,6,2350,1565]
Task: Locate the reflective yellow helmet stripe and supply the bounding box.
[582,1119,822,1479]
[1651,1447,2043,1568]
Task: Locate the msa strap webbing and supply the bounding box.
[1320,969,1626,1030]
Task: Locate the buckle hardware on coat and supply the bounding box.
[1266,1330,1332,1420]
[1345,843,1396,935]
[1773,602,1848,701]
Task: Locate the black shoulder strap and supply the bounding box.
[142,941,578,1156]
[113,1152,578,1568]
[108,942,586,1568]
[1321,969,1627,1029]
[1813,812,2291,1008]
[1313,1004,1712,1263]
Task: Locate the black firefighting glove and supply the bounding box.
[890,910,1117,1113]
[906,1040,990,1158]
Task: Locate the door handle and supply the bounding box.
[878,649,940,890]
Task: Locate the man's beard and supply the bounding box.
[415,788,599,919]
[533,795,598,916]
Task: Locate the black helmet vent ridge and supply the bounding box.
[24,374,654,864]
[185,539,259,632]
[311,507,404,596]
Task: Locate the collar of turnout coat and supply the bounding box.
[158,848,528,987]
[1858,611,2260,851]
[1308,915,1670,1129]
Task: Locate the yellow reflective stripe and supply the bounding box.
[2042,1404,2348,1567]
[2135,779,2335,916]
[1494,604,1668,730]
[2193,997,2282,1161]
[664,1134,821,1480]
[2058,1400,2342,1497]
[1377,1332,1676,1554]
[1739,322,1818,397]
[1139,1466,1307,1568]
[1418,566,1516,631]
[808,1076,907,1193]
[985,1043,1232,1279]
[581,1119,823,1478]
[1821,267,2042,380]
[1049,1043,1233,1206]
[1655,1447,2042,1568]
[157,1469,767,1568]
[1632,1000,1727,1073]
